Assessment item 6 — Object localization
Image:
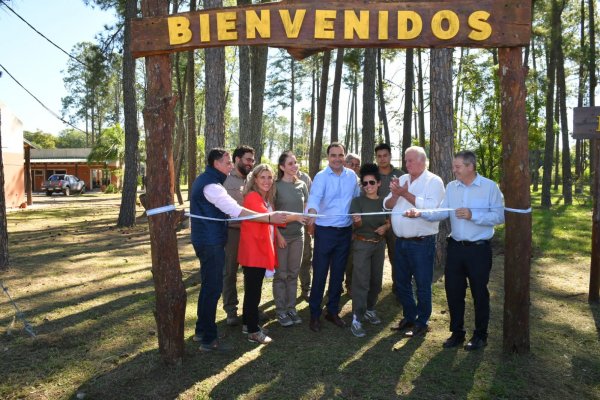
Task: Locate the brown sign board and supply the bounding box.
[573,107,600,140]
[131,0,531,60]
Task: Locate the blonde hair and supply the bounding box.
[243,164,277,204]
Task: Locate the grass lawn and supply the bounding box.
[0,189,599,399]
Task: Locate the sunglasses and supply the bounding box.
[361,180,377,187]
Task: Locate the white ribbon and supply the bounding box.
[183,206,532,222]
[146,205,177,216]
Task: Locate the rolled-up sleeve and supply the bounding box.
[306,174,325,213]
[204,184,243,218]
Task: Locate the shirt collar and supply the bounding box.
[325,165,350,176]
[457,173,482,187]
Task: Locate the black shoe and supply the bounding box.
[309,317,321,332]
[405,324,429,338]
[443,332,466,348]
[324,312,346,328]
[390,318,415,332]
[464,336,487,351]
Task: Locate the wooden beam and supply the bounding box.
[131,0,532,59]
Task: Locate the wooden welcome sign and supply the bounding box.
[131,0,531,60]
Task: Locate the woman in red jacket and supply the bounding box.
[238,164,304,344]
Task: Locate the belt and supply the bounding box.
[448,237,490,246]
[399,235,434,241]
[318,225,352,231]
[355,234,383,243]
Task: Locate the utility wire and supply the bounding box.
[0,62,87,134]
[0,0,87,66]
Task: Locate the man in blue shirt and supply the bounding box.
[406,150,504,350]
[306,143,360,332]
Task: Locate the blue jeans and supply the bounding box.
[194,243,225,345]
[309,225,352,317]
[394,235,436,327]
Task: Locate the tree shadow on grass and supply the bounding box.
[207,312,423,399]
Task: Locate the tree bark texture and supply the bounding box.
[187,0,197,196]
[590,139,600,303]
[377,49,391,146]
[289,57,295,150]
[499,47,531,354]
[402,48,414,170]
[557,41,572,204]
[310,51,330,178]
[238,0,251,148]
[330,48,344,143]
[541,0,561,208]
[141,0,187,366]
[0,109,9,270]
[117,0,141,227]
[204,0,226,157]
[361,48,377,163]
[588,0,599,303]
[429,48,454,270]
[249,46,268,162]
[417,49,426,148]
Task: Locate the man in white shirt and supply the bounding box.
[384,146,445,337]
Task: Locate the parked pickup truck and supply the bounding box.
[41,174,86,196]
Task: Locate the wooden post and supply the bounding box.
[141,0,187,365]
[499,47,531,353]
[24,144,32,205]
[589,138,600,303]
[0,109,9,270]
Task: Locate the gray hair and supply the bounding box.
[455,150,477,171]
[345,153,360,163]
[405,146,429,169]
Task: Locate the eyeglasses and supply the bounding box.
[361,180,377,187]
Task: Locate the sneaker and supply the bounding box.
[242,325,269,335]
[247,330,273,344]
[288,310,302,325]
[364,310,381,325]
[277,312,294,327]
[226,315,240,326]
[351,320,366,338]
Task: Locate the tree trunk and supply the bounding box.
[289,57,295,150]
[588,0,599,303]
[203,2,225,157]
[575,0,586,192]
[377,49,391,145]
[361,48,377,163]
[417,49,426,148]
[330,49,344,143]
[402,48,414,170]
[499,47,531,354]
[249,46,269,162]
[556,33,572,205]
[117,0,140,228]
[141,0,187,365]
[238,0,250,148]
[187,0,197,198]
[541,0,561,208]
[429,48,454,270]
[310,51,330,178]
[0,109,9,270]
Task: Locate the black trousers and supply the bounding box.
[242,266,266,334]
[445,238,492,338]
